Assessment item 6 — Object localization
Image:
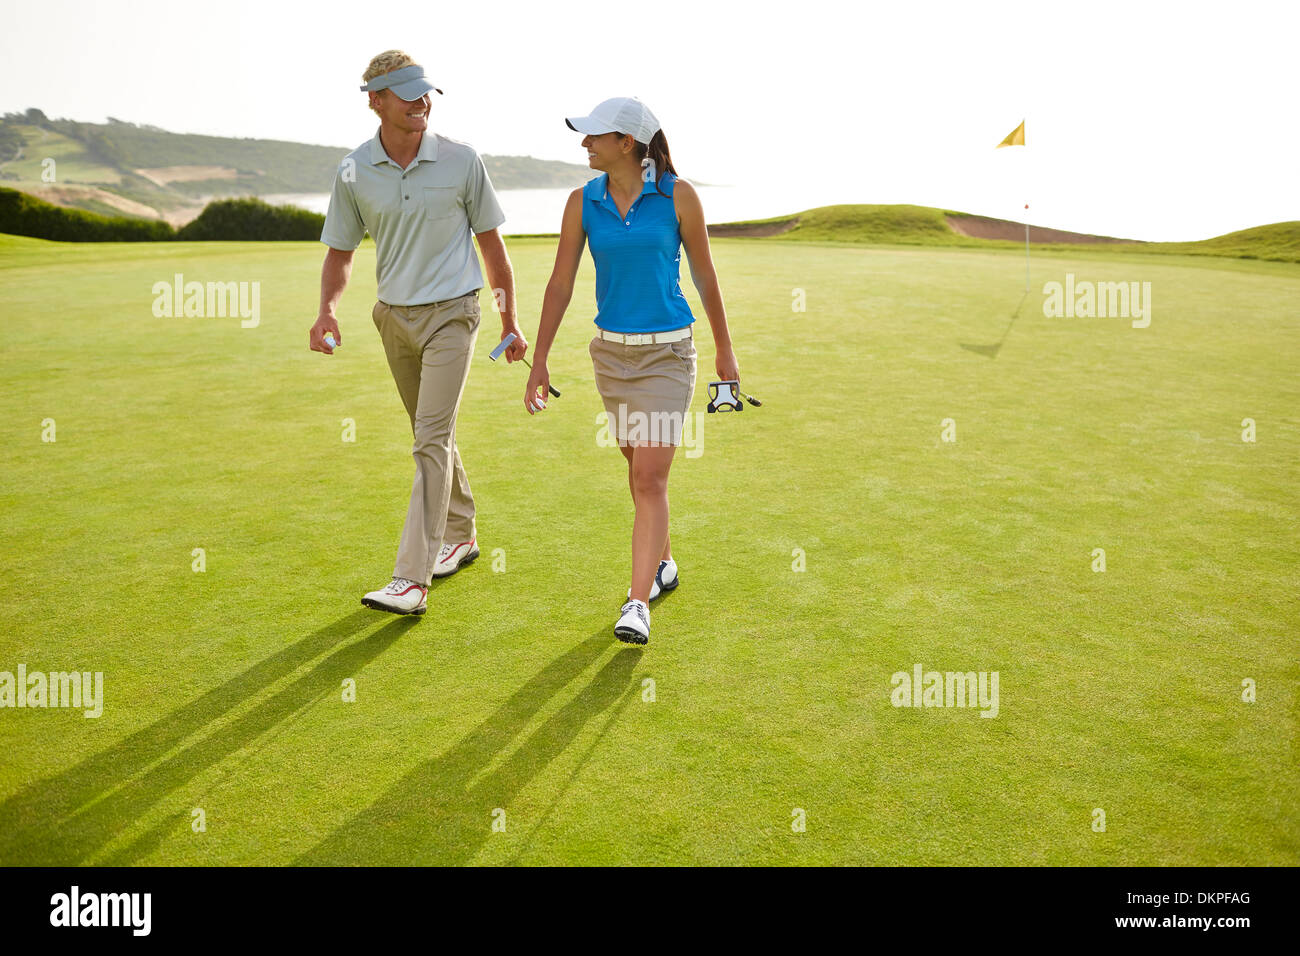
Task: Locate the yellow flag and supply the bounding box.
[996,120,1025,148]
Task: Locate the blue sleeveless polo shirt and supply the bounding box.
[581,171,696,334]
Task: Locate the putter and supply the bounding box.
[489,333,560,397]
[707,381,763,412]
[707,380,743,413]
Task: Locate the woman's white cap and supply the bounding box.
[565,97,661,145]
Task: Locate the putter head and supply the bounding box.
[488,332,517,362]
[707,381,743,413]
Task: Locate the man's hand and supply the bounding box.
[500,324,528,363]
[310,314,341,354]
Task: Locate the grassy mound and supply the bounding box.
[716,203,1300,263]
[1138,221,1300,262]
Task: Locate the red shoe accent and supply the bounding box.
[443,540,474,562]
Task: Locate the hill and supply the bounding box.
[0,109,592,225]
[707,204,1300,263]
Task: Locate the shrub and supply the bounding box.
[0,186,174,241]
[176,197,324,241]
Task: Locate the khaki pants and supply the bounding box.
[372,293,480,584]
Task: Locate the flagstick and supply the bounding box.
[1024,203,1030,293]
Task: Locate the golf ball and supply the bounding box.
[324,334,337,349]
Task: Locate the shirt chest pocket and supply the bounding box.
[423,186,460,222]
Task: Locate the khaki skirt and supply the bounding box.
[589,331,697,446]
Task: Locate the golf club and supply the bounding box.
[489,332,560,397]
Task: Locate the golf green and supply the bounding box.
[0,233,1295,865]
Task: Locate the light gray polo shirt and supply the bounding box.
[321,130,506,306]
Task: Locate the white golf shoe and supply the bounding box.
[615,599,650,644]
[657,558,679,594]
[431,539,480,578]
[361,577,427,615]
[627,558,679,603]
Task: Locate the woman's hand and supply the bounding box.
[715,345,740,383]
[524,361,551,415]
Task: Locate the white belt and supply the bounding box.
[596,327,692,345]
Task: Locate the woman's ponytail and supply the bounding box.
[635,130,678,196]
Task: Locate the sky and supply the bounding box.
[1,0,1296,241]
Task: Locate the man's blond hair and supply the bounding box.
[363,50,416,84]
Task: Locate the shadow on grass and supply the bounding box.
[0,609,413,864]
[294,631,643,866]
[960,289,1028,358]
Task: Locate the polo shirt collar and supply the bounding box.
[368,128,439,168]
[417,131,439,163]
[585,172,670,202]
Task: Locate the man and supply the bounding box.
[310,50,526,616]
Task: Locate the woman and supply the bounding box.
[524,96,740,645]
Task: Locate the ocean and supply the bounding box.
[260,181,859,235]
